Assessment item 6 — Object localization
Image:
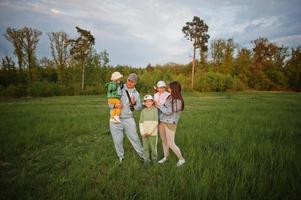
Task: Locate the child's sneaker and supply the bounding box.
[176,159,186,167]
[113,115,121,123]
[158,157,167,164]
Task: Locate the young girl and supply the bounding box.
[105,71,123,123]
[154,80,170,105]
[139,95,158,164]
[153,80,170,163]
[156,81,186,167]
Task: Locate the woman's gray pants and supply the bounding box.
[109,117,144,159]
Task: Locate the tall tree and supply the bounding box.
[3,27,24,71]
[252,37,278,65]
[250,37,289,89]
[223,38,236,74]
[233,48,252,84]
[211,39,226,67]
[48,31,70,84]
[182,16,210,90]
[100,50,110,67]
[1,56,16,71]
[22,27,42,81]
[285,47,301,91]
[69,26,95,91]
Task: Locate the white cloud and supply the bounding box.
[50,8,61,15]
[1,0,300,66]
[272,34,301,47]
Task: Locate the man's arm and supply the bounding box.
[133,93,142,111]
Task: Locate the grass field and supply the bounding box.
[0,92,300,200]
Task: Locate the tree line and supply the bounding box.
[1,16,301,97]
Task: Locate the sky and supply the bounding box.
[0,0,301,67]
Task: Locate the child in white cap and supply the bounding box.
[154,80,170,106]
[139,94,158,164]
[105,71,123,123]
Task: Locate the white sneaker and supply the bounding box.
[158,157,167,164]
[176,159,186,167]
[113,116,121,123]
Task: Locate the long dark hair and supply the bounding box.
[168,81,184,112]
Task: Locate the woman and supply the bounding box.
[156,81,185,167]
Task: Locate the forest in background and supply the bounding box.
[1,22,301,98]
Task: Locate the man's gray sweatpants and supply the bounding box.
[110,117,144,159]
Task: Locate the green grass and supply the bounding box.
[0,92,300,200]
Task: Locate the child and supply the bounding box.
[154,81,170,164]
[154,80,170,106]
[139,95,158,164]
[105,71,123,123]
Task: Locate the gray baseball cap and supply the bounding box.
[127,73,138,83]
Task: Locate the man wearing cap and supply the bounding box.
[109,73,144,163]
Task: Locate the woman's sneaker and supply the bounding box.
[176,159,186,167]
[158,157,167,164]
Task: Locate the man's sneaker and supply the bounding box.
[119,157,124,163]
[176,159,186,167]
[113,116,121,123]
[158,157,167,164]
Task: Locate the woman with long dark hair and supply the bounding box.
[156,81,185,167]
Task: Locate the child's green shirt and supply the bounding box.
[139,106,158,136]
[105,82,122,98]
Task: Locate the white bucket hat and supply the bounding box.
[157,80,166,88]
[111,72,123,81]
[143,94,154,101]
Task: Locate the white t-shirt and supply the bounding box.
[154,91,170,105]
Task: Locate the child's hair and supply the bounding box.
[169,81,184,112]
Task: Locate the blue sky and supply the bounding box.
[0,0,301,67]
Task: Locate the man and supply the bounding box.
[109,73,144,163]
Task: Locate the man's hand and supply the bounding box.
[130,96,136,105]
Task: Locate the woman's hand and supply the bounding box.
[115,102,123,109]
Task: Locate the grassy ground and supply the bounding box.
[0,92,300,200]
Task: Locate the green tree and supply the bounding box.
[100,50,110,67]
[251,37,288,89]
[182,16,210,90]
[223,38,236,74]
[69,26,95,91]
[211,39,226,67]
[48,31,70,85]
[3,27,24,71]
[233,48,252,86]
[211,38,236,74]
[285,47,301,91]
[22,27,43,81]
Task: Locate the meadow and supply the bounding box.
[0,92,300,200]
